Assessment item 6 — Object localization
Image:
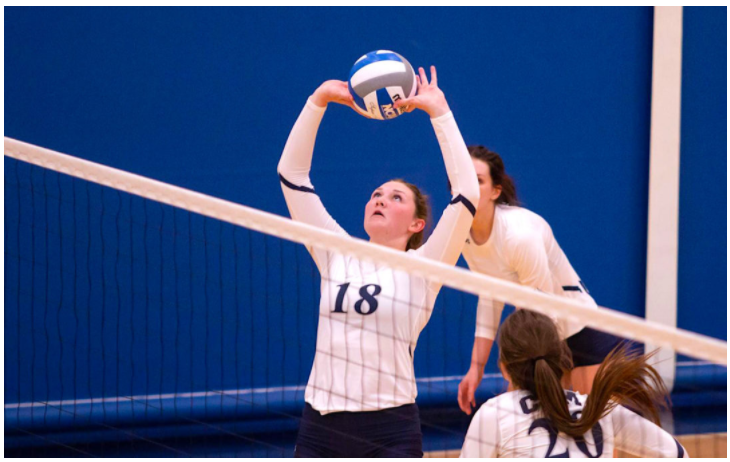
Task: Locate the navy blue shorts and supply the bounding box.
[566,327,623,367]
[294,403,423,458]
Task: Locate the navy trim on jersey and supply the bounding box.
[674,438,684,458]
[279,173,316,194]
[450,194,476,216]
[562,285,583,292]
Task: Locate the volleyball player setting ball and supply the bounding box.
[455,147,622,415]
[460,309,688,458]
[278,64,479,457]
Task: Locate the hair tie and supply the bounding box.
[532,355,547,364]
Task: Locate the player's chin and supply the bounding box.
[364,218,389,235]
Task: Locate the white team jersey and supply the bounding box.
[278,99,478,414]
[462,205,597,340]
[460,390,688,458]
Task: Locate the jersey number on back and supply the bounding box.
[522,394,604,458]
[528,417,603,458]
[332,283,382,315]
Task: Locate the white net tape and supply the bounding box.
[5,136,726,366]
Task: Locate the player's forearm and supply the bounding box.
[277,99,326,184]
[474,298,504,340]
[415,112,478,264]
[430,112,479,206]
[470,337,494,371]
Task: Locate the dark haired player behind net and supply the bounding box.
[456,146,622,413]
[460,309,688,458]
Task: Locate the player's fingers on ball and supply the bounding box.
[397,98,416,112]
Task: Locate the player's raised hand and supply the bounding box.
[311,80,357,112]
[393,66,450,118]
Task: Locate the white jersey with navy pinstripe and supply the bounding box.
[460,390,688,458]
[278,99,478,414]
[462,205,597,340]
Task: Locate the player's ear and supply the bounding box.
[409,218,426,234]
[491,185,503,202]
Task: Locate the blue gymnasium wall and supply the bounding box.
[677,7,727,342]
[4,6,725,451]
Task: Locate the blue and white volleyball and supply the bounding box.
[348,50,417,120]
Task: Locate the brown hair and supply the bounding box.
[449,146,519,206]
[498,310,669,439]
[392,179,431,251]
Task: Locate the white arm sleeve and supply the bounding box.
[510,232,555,293]
[460,401,499,458]
[414,111,479,267]
[612,405,689,458]
[277,99,348,273]
[475,296,505,340]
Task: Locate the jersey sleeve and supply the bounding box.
[277,99,348,273]
[414,111,479,267]
[508,231,554,293]
[474,296,505,340]
[612,405,689,458]
[460,400,500,458]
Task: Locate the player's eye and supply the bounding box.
[373,192,381,198]
[393,194,402,202]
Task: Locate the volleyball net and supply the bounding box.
[5,137,727,457]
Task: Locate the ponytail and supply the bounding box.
[572,347,668,432]
[532,357,579,435]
